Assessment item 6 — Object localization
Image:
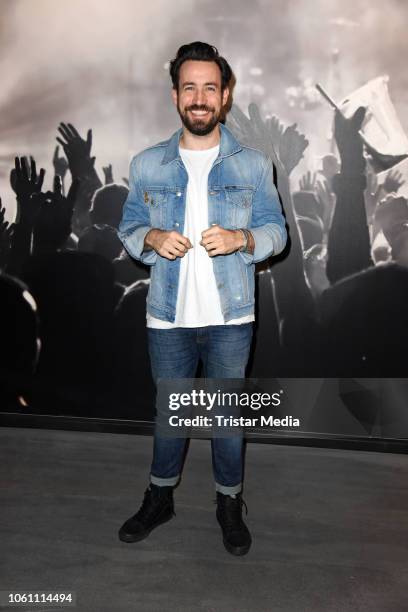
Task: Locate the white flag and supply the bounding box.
[340,76,408,157]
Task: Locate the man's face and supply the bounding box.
[171,60,229,136]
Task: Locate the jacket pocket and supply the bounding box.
[224,186,254,227]
[142,187,168,228]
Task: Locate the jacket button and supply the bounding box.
[209,190,216,195]
[176,191,182,197]
[174,222,180,227]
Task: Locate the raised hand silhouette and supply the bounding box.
[299,171,317,192]
[382,168,404,194]
[326,107,373,284]
[0,201,15,269]
[56,122,102,236]
[226,102,317,370]
[6,156,45,276]
[52,145,69,180]
[265,115,284,145]
[56,122,99,181]
[279,123,309,176]
[102,164,114,185]
[333,107,366,175]
[11,156,45,225]
[226,104,308,177]
[226,103,279,166]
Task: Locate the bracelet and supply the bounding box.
[238,229,248,252]
[238,228,255,254]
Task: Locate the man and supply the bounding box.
[117,41,287,556]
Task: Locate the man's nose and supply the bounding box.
[192,89,206,105]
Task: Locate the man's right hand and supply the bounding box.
[144,229,193,260]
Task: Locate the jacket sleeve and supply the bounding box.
[238,154,287,265]
[117,155,157,266]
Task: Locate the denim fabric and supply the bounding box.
[117,122,287,323]
[147,323,253,493]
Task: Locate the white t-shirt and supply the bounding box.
[146,143,254,329]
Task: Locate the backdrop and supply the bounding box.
[1,0,408,442]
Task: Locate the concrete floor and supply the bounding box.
[1,427,408,612]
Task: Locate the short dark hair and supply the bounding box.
[169,41,232,92]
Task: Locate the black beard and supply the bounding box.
[177,105,220,136]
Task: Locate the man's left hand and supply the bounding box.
[200,224,243,256]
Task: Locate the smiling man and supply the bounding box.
[117,41,287,556]
[176,59,223,137]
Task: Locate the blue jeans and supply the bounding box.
[147,323,253,495]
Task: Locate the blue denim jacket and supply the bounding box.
[117,122,287,323]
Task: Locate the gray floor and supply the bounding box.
[1,428,408,612]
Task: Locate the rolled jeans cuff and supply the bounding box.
[150,473,180,487]
[215,481,242,495]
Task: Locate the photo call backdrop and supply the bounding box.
[1,0,408,446]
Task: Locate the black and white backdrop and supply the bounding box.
[1,0,408,443]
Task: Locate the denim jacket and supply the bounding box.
[117,122,287,323]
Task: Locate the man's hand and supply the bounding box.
[11,156,46,226]
[279,123,309,176]
[334,107,366,175]
[102,163,114,185]
[56,122,97,179]
[200,224,243,257]
[144,228,193,260]
[299,171,317,192]
[0,201,15,269]
[52,145,69,180]
[382,168,404,194]
[11,156,45,199]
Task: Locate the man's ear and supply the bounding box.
[222,86,230,106]
[171,87,178,107]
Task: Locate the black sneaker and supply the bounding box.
[216,491,252,556]
[119,483,175,543]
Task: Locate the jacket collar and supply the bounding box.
[160,121,242,165]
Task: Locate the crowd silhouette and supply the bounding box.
[1,98,408,419]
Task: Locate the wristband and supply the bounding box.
[238,229,248,252]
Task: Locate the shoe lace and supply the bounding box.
[214,495,248,528]
[135,489,155,522]
[136,487,175,523]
